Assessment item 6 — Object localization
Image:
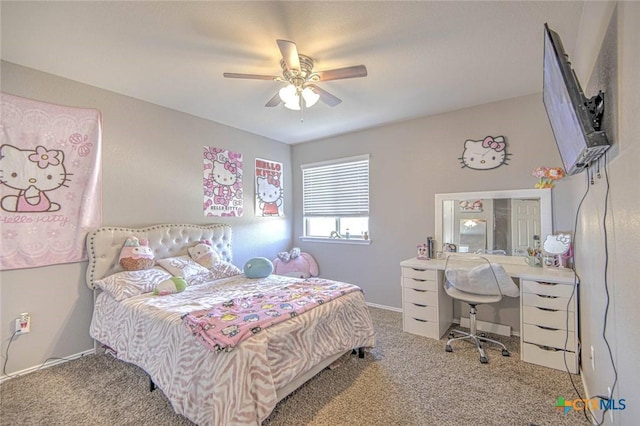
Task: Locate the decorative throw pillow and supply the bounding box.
[188,242,220,269]
[153,276,188,296]
[157,255,210,279]
[119,236,155,271]
[209,260,243,280]
[243,257,274,278]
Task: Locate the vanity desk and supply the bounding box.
[400,256,579,374]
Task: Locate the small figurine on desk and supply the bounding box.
[417,243,429,260]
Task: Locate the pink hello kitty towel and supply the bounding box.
[0,93,102,270]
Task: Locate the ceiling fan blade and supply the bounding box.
[308,85,342,107]
[265,92,282,107]
[276,39,301,73]
[317,65,368,81]
[223,72,278,80]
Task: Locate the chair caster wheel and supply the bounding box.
[480,356,488,364]
[502,349,510,357]
[445,345,453,352]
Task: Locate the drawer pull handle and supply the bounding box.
[537,294,558,299]
[536,325,560,331]
[412,289,427,293]
[536,282,558,286]
[535,344,559,352]
[412,278,426,282]
[412,303,427,308]
[413,318,428,322]
[412,268,427,272]
[536,307,558,312]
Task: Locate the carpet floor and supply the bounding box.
[0,307,590,425]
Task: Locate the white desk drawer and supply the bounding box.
[522,324,576,352]
[523,293,575,312]
[522,342,577,374]
[402,277,437,292]
[522,305,575,331]
[403,287,438,305]
[404,302,437,321]
[403,316,439,339]
[402,267,437,281]
[522,280,575,298]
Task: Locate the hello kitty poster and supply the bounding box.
[203,147,243,217]
[0,93,102,270]
[255,158,283,217]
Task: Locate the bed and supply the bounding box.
[86,223,375,425]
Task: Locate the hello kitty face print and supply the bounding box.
[203,147,243,217]
[0,145,69,212]
[459,136,510,170]
[255,158,283,217]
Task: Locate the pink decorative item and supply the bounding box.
[532,166,565,188]
[272,248,319,278]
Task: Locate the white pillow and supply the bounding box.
[446,263,519,297]
[157,255,210,279]
[95,267,172,301]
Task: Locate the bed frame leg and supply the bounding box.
[352,348,365,358]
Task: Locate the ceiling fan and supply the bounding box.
[223,39,367,110]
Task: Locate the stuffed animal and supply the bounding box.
[188,242,219,268]
[243,257,274,278]
[153,276,187,296]
[273,248,319,279]
[119,236,155,271]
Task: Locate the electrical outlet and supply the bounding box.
[14,312,30,334]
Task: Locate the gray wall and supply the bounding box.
[0,61,293,374]
[292,92,565,333]
[558,3,639,423]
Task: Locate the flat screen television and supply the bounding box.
[543,23,609,176]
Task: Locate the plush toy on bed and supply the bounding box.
[119,236,155,271]
[153,276,187,296]
[272,248,319,279]
[188,241,220,268]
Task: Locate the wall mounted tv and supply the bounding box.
[543,23,609,176]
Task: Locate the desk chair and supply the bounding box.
[444,255,519,363]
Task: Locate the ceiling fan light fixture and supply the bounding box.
[301,87,320,108]
[284,96,301,110]
[279,84,297,104]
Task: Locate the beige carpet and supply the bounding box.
[0,307,589,425]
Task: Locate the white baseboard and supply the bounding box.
[459,317,512,337]
[366,302,402,312]
[0,348,95,384]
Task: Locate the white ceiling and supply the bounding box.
[1,1,585,144]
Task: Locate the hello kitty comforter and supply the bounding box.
[90,273,375,426]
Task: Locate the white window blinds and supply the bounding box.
[301,155,369,217]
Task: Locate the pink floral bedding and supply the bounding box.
[183,278,361,352]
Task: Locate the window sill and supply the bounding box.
[299,236,372,245]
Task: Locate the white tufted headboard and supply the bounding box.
[85,223,232,289]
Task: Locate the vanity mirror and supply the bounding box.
[435,189,552,256]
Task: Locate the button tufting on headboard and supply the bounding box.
[85,223,233,289]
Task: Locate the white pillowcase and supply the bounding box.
[156,255,210,279]
[95,267,172,301]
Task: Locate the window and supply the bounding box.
[301,155,369,241]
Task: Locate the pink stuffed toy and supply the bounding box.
[273,248,319,279]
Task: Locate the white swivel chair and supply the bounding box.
[443,255,520,363]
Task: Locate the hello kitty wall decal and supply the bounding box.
[459,135,511,170]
